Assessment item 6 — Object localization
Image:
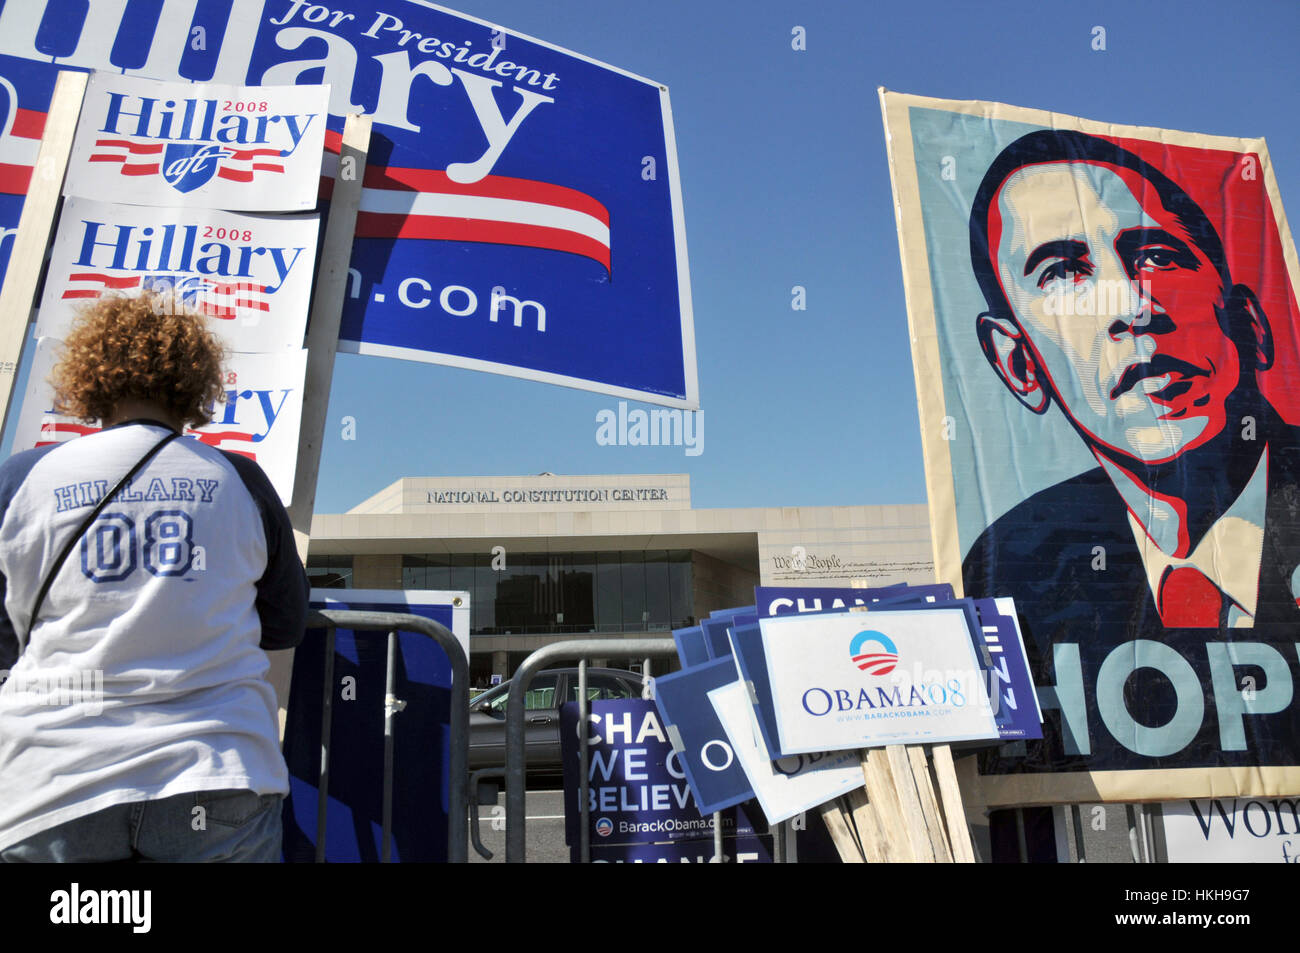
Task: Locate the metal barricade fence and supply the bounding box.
[306,609,470,863]
[503,638,676,864]
[302,616,1135,865]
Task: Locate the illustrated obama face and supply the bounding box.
[978,160,1245,464]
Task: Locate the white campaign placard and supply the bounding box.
[66,73,328,211]
[37,199,317,353]
[1162,798,1300,862]
[761,609,999,755]
[708,679,863,825]
[14,340,307,504]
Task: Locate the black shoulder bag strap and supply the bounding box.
[25,430,181,641]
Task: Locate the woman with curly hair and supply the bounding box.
[0,293,307,862]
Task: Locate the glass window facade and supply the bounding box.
[402,550,694,636]
[306,555,353,590]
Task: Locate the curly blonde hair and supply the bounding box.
[51,293,227,427]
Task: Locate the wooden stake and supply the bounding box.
[930,743,976,863]
[885,743,936,862]
[908,744,954,862]
[845,787,889,863]
[818,797,864,863]
[288,112,371,545]
[0,70,86,434]
[862,747,916,861]
[265,113,372,719]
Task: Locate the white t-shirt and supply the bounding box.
[0,421,307,850]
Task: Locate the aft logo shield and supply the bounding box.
[162,143,231,193]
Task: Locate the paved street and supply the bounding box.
[470,786,569,864]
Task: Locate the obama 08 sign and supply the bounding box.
[880,90,1300,805]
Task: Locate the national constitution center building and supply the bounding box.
[306,473,932,686]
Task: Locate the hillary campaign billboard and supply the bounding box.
[880,90,1300,805]
[0,1,698,409]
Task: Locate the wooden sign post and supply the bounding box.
[0,70,86,434]
[270,113,371,717]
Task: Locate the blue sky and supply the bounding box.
[11,0,1300,516]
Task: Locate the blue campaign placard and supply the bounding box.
[972,598,1043,741]
[578,830,772,863]
[700,616,735,660]
[282,589,469,863]
[699,605,756,660]
[560,699,743,845]
[673,625,709,669]
[652,657,755,814]
[731,619,784,761]
[755,584,955,618]
[0,2,697,407]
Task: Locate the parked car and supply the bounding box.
[469,667,648,775]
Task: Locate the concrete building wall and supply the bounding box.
[352,553,401,589]
[691,551,760,620]
[309,474,935,678]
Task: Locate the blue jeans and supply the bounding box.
[0,789,283,862]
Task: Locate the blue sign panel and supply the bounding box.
[579,831,772,863]
[560,699,750,845]
[0,1,697,407]
[755,584,955,618]
[653,657,755,814]
[672,625,708,669]
[731,619,784,762]
[972,598,1043,742]
[282,590,467,863]
[700,616,736,660]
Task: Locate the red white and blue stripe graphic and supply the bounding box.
[321,131,611,273]
[849,630,899,676]
[86,139,286,182]
[6,119,611,271]
[37,419,258,461]
[59,273,269,320]
[0,77,43,196]
[61,272,142,299]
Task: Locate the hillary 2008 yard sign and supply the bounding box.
[0,1,698,409]
[64,72,329,210]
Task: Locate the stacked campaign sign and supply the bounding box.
[13,74,324,503]
[655,585,1042,832]
[654,603,867,829]
[752,586,1042,744]
[559,698,771,862]
[63,74,327,210]
[13,341,306,504]
[37,200,318,352]
[758,609,999,753]
[0,1,698,409]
